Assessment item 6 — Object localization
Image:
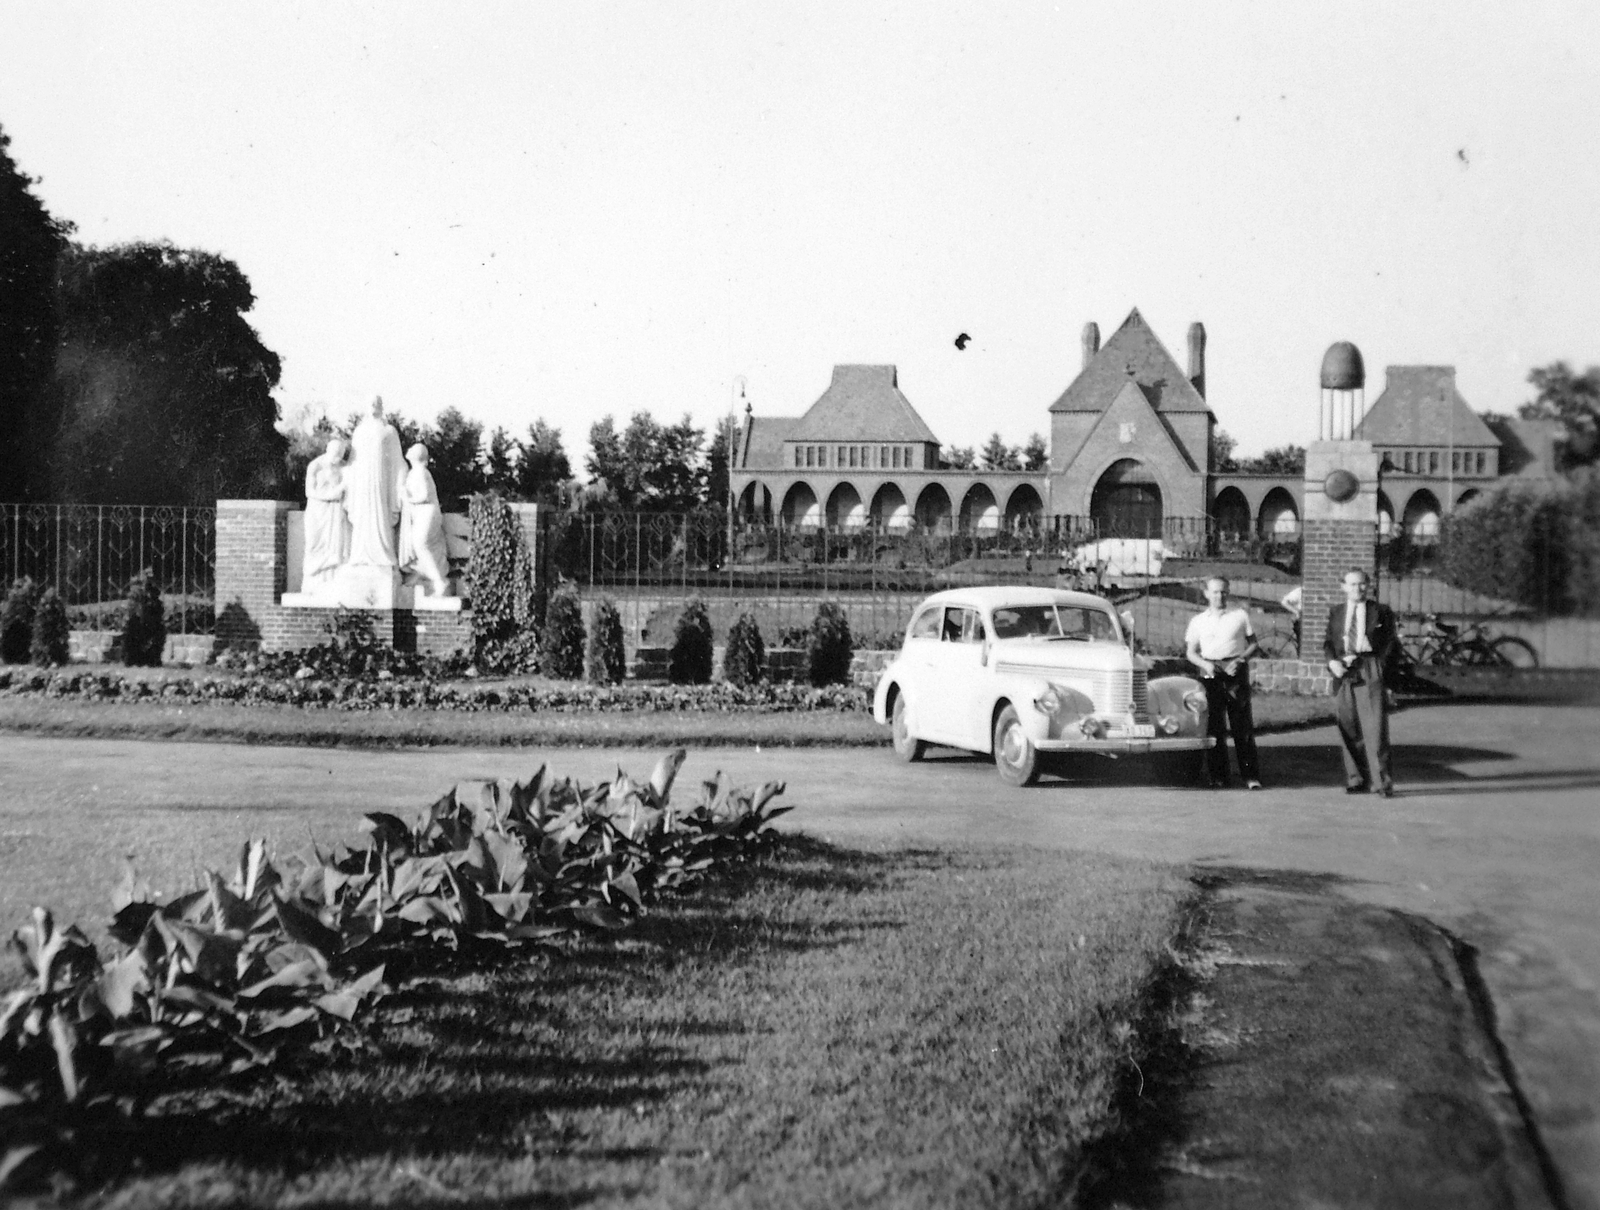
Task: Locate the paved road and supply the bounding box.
[2,699,1598,1206]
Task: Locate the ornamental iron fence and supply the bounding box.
[0,503,216,634]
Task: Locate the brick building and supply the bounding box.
[729,307,1558,541]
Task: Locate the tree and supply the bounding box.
[1210,427,1239,473]
[44,242,286,504]
[1521,361,1600,468]
[705,424,731,510]
[424,406,486,506]
[586,411,705,511]
[515,419,572,503]
[0,123,72,499]
[979,432,1020,471]
[484,425,517,494]
[1021,433,1048,473]
[942,445,976,470]
[1237,444,1305,475]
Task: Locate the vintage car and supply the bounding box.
[872,586,1214,786]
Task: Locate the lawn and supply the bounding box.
[31,839,1191,1209]
[0,686,1338,749]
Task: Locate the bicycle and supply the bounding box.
[1402,614,1539,668]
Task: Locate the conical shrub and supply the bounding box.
[669,598,714,685]
[806,600,854,686]
[540,583,586,680]
[30,587,70,667]
[121,569,167,666]
[586,596,626,684]
[724,612,766,686]
[0,577,38,664]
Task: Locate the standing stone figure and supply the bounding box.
[399,443,452,597]
[345,396,406,568]
[301,436,350,593]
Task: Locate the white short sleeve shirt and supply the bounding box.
[1185,607,1256,660]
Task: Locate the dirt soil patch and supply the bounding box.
[1085,868,1563,1209]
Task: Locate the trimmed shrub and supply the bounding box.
[669,598,714,685]
[1562,467,1600,616]
[30,587,70,667]
[723,612,766,686]
[121,569,167,666]
[586,597,627,684]
[468,492,540,671]
[540,584,586,680]
[806,600,854,686]
[0,577,39,664]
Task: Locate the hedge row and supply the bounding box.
[0,668,872,713]
[1440,469,1600,614]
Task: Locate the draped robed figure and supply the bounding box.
[345,397,406,568]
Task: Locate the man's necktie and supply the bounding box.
[1345,604,1358,656]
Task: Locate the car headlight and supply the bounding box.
[1183,689,1207,715]
[1157,715,1182,735]
[1034,686,1065,716]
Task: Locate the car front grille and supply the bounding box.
[998,664,1147,721]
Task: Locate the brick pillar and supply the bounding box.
[1300,442,1379,658]
[215,499,292,648]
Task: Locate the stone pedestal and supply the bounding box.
[1300,441,1380,658]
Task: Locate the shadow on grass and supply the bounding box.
[97,837,914,1184]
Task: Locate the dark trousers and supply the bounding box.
[1334,656,1392,791]
[1204,666,1260,784]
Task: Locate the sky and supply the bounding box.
[3,0,1597,468]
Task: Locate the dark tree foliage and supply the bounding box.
[1440,481,1573,614]
[705,424,731,511]
[1021,433,1048,473]
[1210,427,1239,473]
[120,568,166,666]
[540,584,587,680]
[806,601,854,686]
[723,611,766,686]
[1521,361,1600,468]
[0,123,72,500]
[941,445,976,470]
[668,598,714,685]
[29,586,69,666]
[425,407,488,508]
[1235,444,1305,475]
[0,577,39,663]
[586,411,706,511]
[585,596,626,684]
[484,426,517,494]
[979,433,1020,471]
[45,242,286,504]
[515,419,572,503]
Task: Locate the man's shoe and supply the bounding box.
[1376,786,1395,798]
[1345,784,1370,795]
[1246,779,1263,791]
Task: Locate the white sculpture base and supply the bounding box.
[282,565,464,612]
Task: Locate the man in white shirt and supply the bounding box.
[1185,576,1263,789]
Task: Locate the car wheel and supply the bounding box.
[992,704,1039,787]
[891,692,926,763]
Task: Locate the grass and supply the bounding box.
[0,686,1338,750]
[68,839,1191,1209]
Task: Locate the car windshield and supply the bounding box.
[989,604,1119,643]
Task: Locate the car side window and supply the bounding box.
[908,608,940,640]
[961,610,987,644]
[941,608,965,642]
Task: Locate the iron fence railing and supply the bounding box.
[0,504,216,634]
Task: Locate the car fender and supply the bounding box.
[982,670,1058,751]
[1149,673,1209,737]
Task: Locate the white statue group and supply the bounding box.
[300,396,453,602]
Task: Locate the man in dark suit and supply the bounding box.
[1323,568,1400,796]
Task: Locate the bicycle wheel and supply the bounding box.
[1459,638,1501,666]
[1490,635,1539,668]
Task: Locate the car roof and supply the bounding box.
[911,586,1114,613]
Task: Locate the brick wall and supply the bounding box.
[214,498,475,658]
[1300,518,1376,657]
[215,499,291,646]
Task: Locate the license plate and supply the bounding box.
[1107,724,1156,739]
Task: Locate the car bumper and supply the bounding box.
[1032,735,1214,754]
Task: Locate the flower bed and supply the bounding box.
[0,667,871,714]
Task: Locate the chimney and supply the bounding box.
[1081,322,1100,370]
[1187,322,1206,398]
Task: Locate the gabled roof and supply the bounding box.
[1062,379,1199,476]
[1049,309,1211,415]
[738,416,796,470]
[1355,366,1499,447]
[784,365,941,444]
